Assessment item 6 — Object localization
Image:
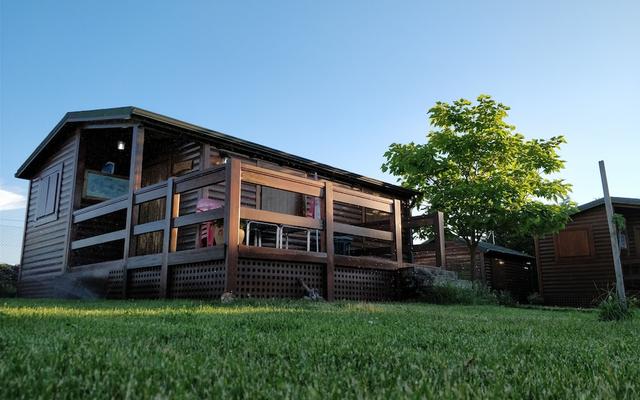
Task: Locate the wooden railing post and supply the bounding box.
[224,159,242,293]
[159,177,176,298]
[122,125,144,298]
[434,211,446,268]
[324,182,335,301]
[393,199,403,267]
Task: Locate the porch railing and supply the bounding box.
[69,159,404,300]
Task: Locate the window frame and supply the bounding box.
[33,162,64,226]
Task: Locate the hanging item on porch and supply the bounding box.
[305,195,321,218]
[196,198,245,246]
[197,198,223,247]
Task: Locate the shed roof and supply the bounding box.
[476,241,534,259]
[576,197,640,214]
[417,237,534,259]
[15,106,415,197]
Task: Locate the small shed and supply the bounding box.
[413,238,536,301]
[535,197,640,307]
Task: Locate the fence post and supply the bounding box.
[324,182,335,301]
[121,125,144,298]
[434,211,446,268]
[224,158,242,293]
[599,160,627,308]
[393,199,403,267]
[159,177,176,298]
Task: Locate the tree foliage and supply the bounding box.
[382,95,576,265]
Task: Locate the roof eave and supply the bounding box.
[129,107,416,197]
[15,107,134,179]
[15,106,415,197]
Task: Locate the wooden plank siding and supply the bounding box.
[413,240,477,280]
[537,205,640,307]
[536,206,615,307]
[18,135,78,294]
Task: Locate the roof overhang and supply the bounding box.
[575,197,640,214]
[15,106,417,198]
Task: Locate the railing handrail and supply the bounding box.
[72,195,128,223]
[70,160,403,278]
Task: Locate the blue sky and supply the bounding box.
[1,1,639,264]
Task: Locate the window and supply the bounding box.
[555,227,592,258]
[34,163,63,224]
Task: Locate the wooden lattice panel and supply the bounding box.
[127,266,161,299]
[106,268,124,299]
[237,259,324,299]
[335,267,396,301]
[168,261,226,299]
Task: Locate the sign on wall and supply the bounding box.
[83,170,129,200]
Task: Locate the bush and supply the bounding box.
[598,292,633,321]
[496,290,516,306]
[527,292,544,305]
[0,264,18,297]
[421,281,497,305]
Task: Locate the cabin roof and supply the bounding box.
[476,241,534,259]
[576,197,640,214]
[417,237,534,259]
[15,106,416,197]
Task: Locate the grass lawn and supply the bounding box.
[1,300,638,399]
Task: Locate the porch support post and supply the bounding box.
[224,158,241,293]
[159,177,176,298]
[393,199,403,267]
[434,211,446,268]
[62,128,83,272]
[122,124,144,298]
[401,202,414,264]
[324,182,335,301]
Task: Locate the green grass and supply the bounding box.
[1,299,638,399]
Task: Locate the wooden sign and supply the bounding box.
[83,170,129,200]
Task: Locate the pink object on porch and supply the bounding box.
[196,198,223,247]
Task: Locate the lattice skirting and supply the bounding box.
[105,261,398,301]
[335,266,397,301]
[106,269,124,299]
[168,261,226,299]
[236,259,325,298]
[127,266,162,299]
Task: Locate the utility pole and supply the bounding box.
[599,160,627,309]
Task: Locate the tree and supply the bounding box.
[382,95,575,276]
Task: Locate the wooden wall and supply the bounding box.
[414,240,534,301]
[620,208,640,294]
[19,135,78,296]
[413,240,477,280]
[536,206,615,307]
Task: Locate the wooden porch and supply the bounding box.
[65,125,446,299]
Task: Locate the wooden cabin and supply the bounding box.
[413,238,535,301]
[15,107,446,301]
[535,197,640,307]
